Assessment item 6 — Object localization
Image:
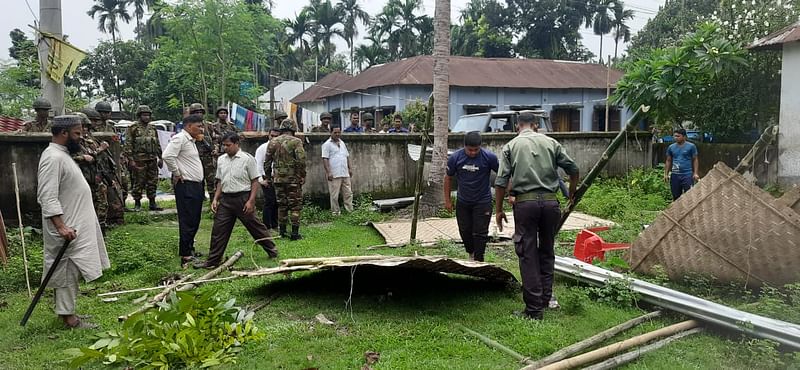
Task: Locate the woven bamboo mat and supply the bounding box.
[629,162,800,287]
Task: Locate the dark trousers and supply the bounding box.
[261,184,278,229]
[208,192,277,265]
[455,201,492,261]
[175,180,204,257]
[513,199,560,316]
[670,173,693,200]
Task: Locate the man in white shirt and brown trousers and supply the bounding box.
[322,125,353,215]
[162,114,206,268]
[195,132,278,269]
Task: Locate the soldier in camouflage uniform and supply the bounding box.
[84,107,126,226]
[264,119,306,240]
[215,106,240,134]
[362,112,377,132]
[95,101,129,209]
[189,103,220,199]
[124,105,164,211]
[72,112,109,231]
[21,97,53,132]
[273,111,288,129]
[311,112,332,133]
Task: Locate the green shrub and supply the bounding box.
[589,276,640,308]
[559,287,590,315]
[65,290,264,369]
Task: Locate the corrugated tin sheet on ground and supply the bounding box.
[372,212,615,245]
[233,255,517,282]
[629,162,800,287]
[303,56,623,101]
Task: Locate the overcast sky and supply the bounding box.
[2,0,665,64]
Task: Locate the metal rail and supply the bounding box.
[554,256,800,350]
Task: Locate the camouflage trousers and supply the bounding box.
[131,158,159,200]
[200,155,217,195]
[275,182,303,226]
[105,179,125,226]
[91,181,108,228]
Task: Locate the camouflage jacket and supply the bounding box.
[197,121,221,156]
[124,122,161,160]
[310,125,330,133]
[22,118,52,133]
[73,133,101,186]
[265,134,306,183]
[218,121,240,135]
[95,120,117,133]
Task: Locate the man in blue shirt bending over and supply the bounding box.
[664,128,699,201]
[444,131,499,261]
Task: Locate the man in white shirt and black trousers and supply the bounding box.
[322,125,353,215]
[162,114,205,268]
[194,132,278,269]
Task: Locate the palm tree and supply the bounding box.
[611,2,634,63]
[286,11,315,54]
[420,0,450,214]
[87,0,132,109]
[127,0,155,31]
[336,0,370,74]
[591,0,614,64]
[354,36,389,71]
[305,0,344,66]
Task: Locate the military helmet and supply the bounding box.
[75,112,91,126]
[274,111,288,120]
[216,106,228,114]
[136,105,153,116]
[320,112,332,120]
[32,97,52,110]
[95,101,112,113]
[279,119,296,131]
[362,112,374,121]
[189,103,206,114]
[81,107,101,120]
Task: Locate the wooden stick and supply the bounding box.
[97,276,239,297]
[525,311,662,368]
[529,320,700,370]
[458,324,533,365]
[248,292,281,313]
[118,273,194,321]
[12,163,32,298]
[582,328,704,370]
[280,255,393,267]
[178,251,244,291]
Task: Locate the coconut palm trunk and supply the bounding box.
[419,0,450,215]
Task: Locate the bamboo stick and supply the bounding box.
[118,273,194,321]
[178,250,244,291]
[734,125,778,173]
[458,324,533,365]
[529,320,700,370]
[12,163,32,298]
[525,311,662,368]
[410,95,435,241]
[582,328,704,370]
[97,276,239,297]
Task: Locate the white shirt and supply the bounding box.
[162,130,203,182]
[321,138,350,178]
[255,141,269,178]
[216,149,260,193]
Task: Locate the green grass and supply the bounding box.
[1,177,799,369]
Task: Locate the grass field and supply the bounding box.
[1,176,798,369]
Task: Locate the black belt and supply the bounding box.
[515,192,558,202]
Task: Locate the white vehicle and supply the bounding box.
[450,110,552,133]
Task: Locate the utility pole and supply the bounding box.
[605,55,611,132]
[38,0,64,115]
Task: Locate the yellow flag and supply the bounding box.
[45,37,86,83]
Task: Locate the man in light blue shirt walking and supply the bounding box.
[664,128,699,201]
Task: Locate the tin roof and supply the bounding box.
[293,56,623,103]
[749,20,800,50]
[290,71,352,104]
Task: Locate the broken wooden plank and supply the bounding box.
[582,328,704,370]
[178,251,244,291]
[458,324,533,365]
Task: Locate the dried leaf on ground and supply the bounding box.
[315,313,335,325]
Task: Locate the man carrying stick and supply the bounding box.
[194,132,278,269]
[37,115,110,328]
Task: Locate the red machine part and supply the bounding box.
[573,226,630,263]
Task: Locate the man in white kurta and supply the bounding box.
[37,115,110,328]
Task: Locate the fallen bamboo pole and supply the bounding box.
[118,273,194,321]
[528,320,700,370]
[525,311,662,368]
[409,95,434,242]
[178,251,244,291]
[582,328,704,370]
[458,324,533,365]
[97,276,239,297]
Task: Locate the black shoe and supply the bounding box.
[192,260,218,270]
[279,224,287,238]
[148,198,163,211]
[133,199,142,212]
[290,225,302,241]
[181,256,197,269]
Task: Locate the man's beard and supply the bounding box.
[66,138,82,154]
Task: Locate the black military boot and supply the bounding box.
[279,224,287,238]
[133,199,142,212]
[290,225,302,241]
[148,197,163,211]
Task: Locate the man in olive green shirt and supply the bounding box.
[494,111,579,320]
